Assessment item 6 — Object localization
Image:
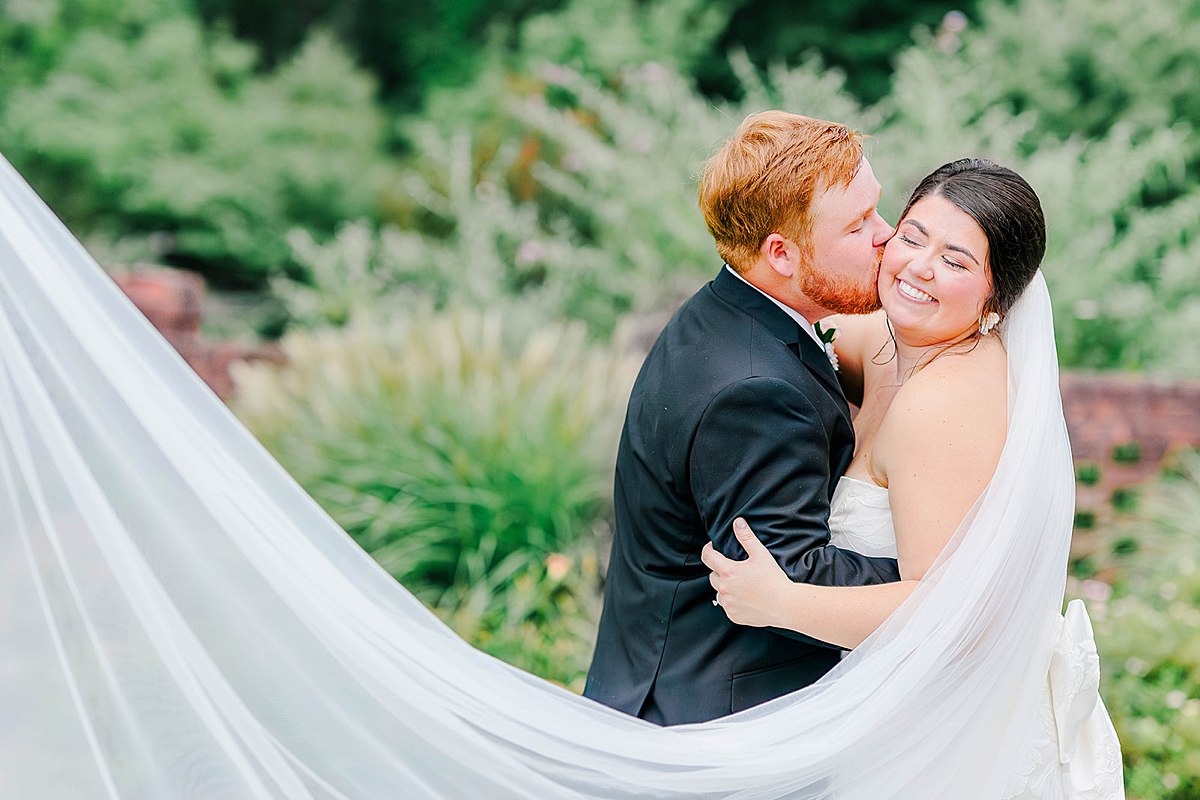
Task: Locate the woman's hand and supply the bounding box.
[700,518,795,628]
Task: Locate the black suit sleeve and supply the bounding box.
[689,376,900,598]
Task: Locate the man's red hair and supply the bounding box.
[699,111,863,272]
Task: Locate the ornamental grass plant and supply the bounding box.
[231,308,641,688]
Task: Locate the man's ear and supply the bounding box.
[761,233,796,278]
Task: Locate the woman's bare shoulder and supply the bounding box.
[906,336,1006,398]
[880,339,1008,457]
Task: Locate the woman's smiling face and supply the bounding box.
[879,195,993,345]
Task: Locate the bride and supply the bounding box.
[703,159,1123,798]
[0,146,1120,798]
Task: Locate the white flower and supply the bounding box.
[824,341,839,372]
[814,321,839,372]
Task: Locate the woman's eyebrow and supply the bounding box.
[946,243,981,265]
[902,219,980,265]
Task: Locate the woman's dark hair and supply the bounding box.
[900,158,1046,319]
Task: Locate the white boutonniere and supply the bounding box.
[814,321,838,372]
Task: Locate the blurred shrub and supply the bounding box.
[0,0,195,92]
[516,0,729,81]
[1075,451,1200,798]
[11,0,1199,375]
[930,0,1200,147]
[2,14,393,288]
[502,0,1200,372]
[193,0,987,109]
[231,308,640,687]
[272,125,597,331]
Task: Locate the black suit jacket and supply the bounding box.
[583,267,900,725]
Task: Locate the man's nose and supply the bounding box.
[871,220,896,248]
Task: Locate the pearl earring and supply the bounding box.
[979,311,1000,336]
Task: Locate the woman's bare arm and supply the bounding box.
[820,310,889,407]
[875,349,1007,579]
[703,522,918,649]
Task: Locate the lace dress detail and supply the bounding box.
[827,478,1124,798]
[1001,601,1125,799]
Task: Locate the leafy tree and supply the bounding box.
[0,0,192,101]
[695,0,981,103]
[191,0,984,108]
[193,0,565,108]
[2,14,393,287]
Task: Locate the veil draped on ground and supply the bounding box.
[1,154,1084,798]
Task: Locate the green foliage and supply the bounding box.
[939,0,1200,146]
[1113,442,1144,465]
[231,309,641,687]
[9,0,1198,372]
[1078,452,1200,798]
[517,0,731,80]
[695,0,978,104]
[0,0,188,118]
[191,0,992,110]
[1111,487,1139,514]
[273,125,600,331]
[393,0,1200,374]
[1077,462,1102,486]
[491,45,1200,373]
[194,0,567,108]
[2,16,392,287]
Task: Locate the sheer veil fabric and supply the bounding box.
[0,154,1093,798]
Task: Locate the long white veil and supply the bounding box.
[1,153,1077,798]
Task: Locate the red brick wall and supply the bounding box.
[1063,373,1200,483]
[1061,373,1200,563]
[111,268,282,400]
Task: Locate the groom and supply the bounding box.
[584,112,901,725]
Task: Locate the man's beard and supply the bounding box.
[798,252,882,315]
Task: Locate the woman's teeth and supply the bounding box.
[898,280,936,303]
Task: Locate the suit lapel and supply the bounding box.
[791,335,852,424]
[711,267,851,424]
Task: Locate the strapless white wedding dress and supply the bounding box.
[828,477,1125,799]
